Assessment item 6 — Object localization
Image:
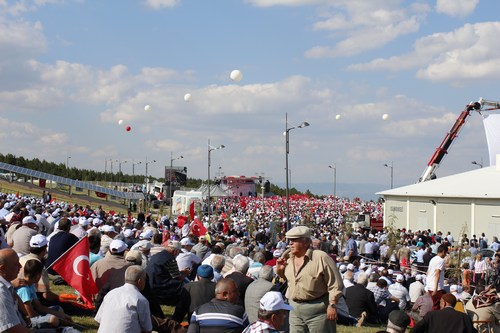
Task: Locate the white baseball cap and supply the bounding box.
[29,234,48,248]
[260,291,293,311]
[109,240,127,253]
[22,216,38,225]
[180,238,195,246]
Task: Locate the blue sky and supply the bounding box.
[1,0,500,198]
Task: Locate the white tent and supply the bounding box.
[377,166,500,241]
[196,184,230,198]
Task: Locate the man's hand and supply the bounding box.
[275,258,287,279]
[326,305,337,321]
[10,278,27,288]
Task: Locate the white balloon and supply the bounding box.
[382,113,389,120]
[230,69,243,82]
[184,93,192,102]
[335,114,342,120]
[118,119,123,125]
[144,105,152,112]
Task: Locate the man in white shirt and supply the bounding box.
[425,244,448,310]
[389,275,411,310]
[95,265,152,333]
[409,274,425,303]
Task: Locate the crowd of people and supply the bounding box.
[0,191,499,333]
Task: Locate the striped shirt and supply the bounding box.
[188,298,248,333]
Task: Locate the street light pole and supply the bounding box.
[118,160,128,184]
[285,112,310,232]
[328,164,336,200]
[169,152,183,218]
[66,156,71,178]
[145,158,156,192]
[208,139,225,223]
[132,161,142,187]
[384,161,394,189]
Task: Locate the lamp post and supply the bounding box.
[169,152,183,218]
[471,158,483,168]
[66,156,71,178]
[285,112,310,231]
[328,164,336,200]
[110,159,118,184]
[132,161,141,187]
[145,158,156,190]
[208,139,225,223]
[384,161,394,189]
[118,160,128,184]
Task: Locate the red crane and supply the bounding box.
[419,98,500,182]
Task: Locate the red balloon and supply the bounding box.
[126,126,131,132]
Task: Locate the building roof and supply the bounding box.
[377,165,500,199]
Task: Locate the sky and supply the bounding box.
[1,0,500,199]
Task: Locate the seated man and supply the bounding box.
[411,293,477,333]
[146,240,187,306]
[243,291,292,333]
[0,248,30,333]
[188,278,248,333]
[345,272,379,326]
[95,265,153,333]
[368,278,400,324]
[16,259,72,329]
[375,310,411,333]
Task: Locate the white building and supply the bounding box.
[377,165,500,241]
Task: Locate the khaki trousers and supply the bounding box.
[289,295,336,333]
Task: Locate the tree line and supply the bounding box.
[0,153,310,197]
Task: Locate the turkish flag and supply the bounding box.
[177,215,187,228]
[95,191,107,199]
[50,235,97,307]
[222,220,229,235]
[240,198,246,209]
[189,201,195,220]
[191,218,207,237]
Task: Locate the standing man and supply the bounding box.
[276,226,343,333]
[95,265,152,333]
[425,244,448,310]
[0,248,31,333]
[344,233,358,263]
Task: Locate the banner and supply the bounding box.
[483,114,500,166]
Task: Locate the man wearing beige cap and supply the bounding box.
[276,226,343,333]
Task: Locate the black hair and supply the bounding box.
[24,259,44,278]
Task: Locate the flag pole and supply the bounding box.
[46,234,89,269]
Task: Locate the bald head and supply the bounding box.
[0,248,21,281]
[215,278,239,303]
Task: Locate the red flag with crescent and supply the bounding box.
[191,218,207,237]
[50,235,97,307]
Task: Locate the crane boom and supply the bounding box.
[418,98,500,183]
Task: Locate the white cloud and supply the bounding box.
[144,0,181,9]
[348,22,500,82]
[245,0,324,7]
[436,0,479,18]
[304,1,429,58]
